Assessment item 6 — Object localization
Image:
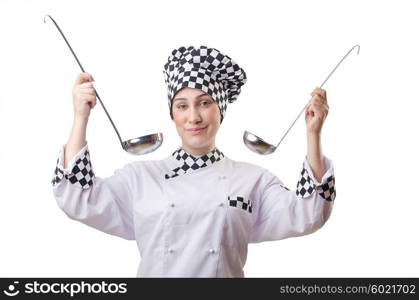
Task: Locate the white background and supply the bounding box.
[0,0,418,277]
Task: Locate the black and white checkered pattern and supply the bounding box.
[317,175,336,201]
[163,45,247,123]
[51,149,95,189]
[51,158,65,186]
[296,164,336,201]
[165,147,224,179]
[296,166,316,198]
[228,196,252,214]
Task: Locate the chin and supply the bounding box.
[183,138,213,150]
[186,140,209,149]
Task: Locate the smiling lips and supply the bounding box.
[187,126,207,134]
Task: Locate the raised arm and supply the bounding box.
[305,87,329,182]
[64,72,97,168]
[249,87,335,243]
[51,73,135,241]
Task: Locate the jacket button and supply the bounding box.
[170,203,175,207]
[219,202,224,207]
[168,247,174,253]
[209,248,215,254]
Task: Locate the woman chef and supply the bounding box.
[52,45,336,277]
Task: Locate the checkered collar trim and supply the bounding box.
[165,147,225,179]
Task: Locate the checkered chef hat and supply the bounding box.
[163,45,247,123]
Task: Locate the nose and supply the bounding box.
[187,106,202,124]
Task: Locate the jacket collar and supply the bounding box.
[165,147,225,179]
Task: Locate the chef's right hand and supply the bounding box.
[72,72,97,120]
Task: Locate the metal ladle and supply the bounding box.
[44,15,163,155]
[243,44,360,155]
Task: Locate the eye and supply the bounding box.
[200,99,213,106]
[176,104,187,110]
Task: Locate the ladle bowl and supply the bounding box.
[122,133,163,155]
[243,131,276,155]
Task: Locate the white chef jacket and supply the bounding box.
[51,143,336,277]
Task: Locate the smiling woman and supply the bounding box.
[172,88,221,156]
[51,45,336,278]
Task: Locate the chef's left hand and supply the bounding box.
[305,87,329,135]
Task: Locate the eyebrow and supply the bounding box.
[173,93,210,102]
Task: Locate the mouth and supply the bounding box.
[186,126,208,135]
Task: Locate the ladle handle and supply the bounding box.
[94,91,124,145]
[275,45,360,148]
[44,15,124,146]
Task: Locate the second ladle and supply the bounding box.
[44,15,163,155]
[243,44,360,155]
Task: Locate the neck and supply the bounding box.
[181,144,216,156]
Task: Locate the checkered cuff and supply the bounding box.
[295,156,336,201]
[51,144,95,189]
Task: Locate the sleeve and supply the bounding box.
[249,155,336,243]
[51,143,135,240]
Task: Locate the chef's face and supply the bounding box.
[172,87,221,156]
